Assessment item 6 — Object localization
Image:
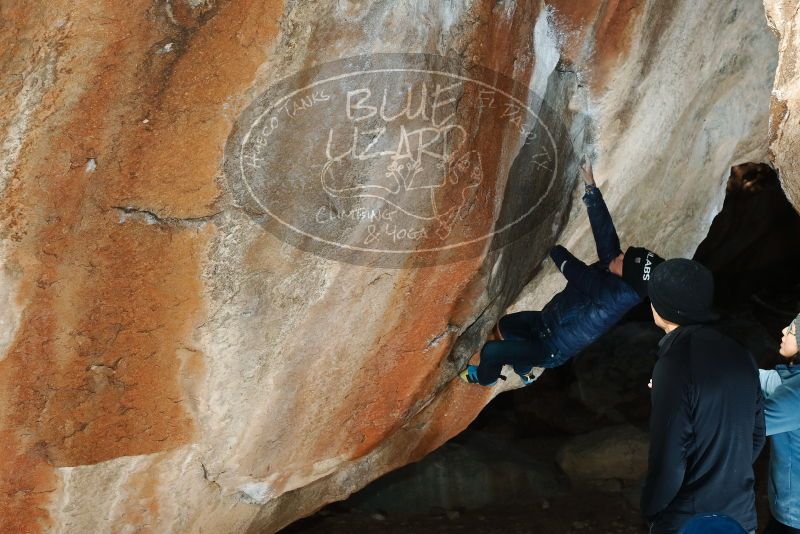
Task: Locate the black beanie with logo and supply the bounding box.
[622,247,665,298]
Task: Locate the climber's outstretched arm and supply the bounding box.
[580,160,622,266]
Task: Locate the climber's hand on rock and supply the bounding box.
[580,159,595,186]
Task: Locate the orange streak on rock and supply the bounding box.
[407,378,494,461]
[550,0,645,90]
[470,1,540,79]
[316,2,542,464]
[112,0,285,218]
[0,0,283,529]
[324,153,508,461]
[320,196,495,460]
[0,430,56,533]
[592,0,645,70]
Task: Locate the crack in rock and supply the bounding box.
[200,462,223,493]
[112,206,224,228]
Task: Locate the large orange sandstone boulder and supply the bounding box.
[0,1,779,532]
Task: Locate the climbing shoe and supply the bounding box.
[459,365,480,384]
[459,365,506,386]
[459,365,500,386]
[517,366,543,386]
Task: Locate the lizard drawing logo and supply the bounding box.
[224,53,566,267]
[320,148,483,240]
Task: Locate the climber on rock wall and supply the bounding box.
[460,157,665,386]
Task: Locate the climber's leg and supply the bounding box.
[497,311,542,341]
[462,312,554,386]
[474,337,550,386]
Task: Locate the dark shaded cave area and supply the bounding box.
[283,163,800,534]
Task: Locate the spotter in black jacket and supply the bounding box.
[641,324,766,533]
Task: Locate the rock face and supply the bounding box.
[556,425,649,489]
[0,1,778,532]
[765,0,800,211]
[345,431,567,515]
[510,1,778,315]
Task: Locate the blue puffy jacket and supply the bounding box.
[759,364,800,528]
[540,186,642,361]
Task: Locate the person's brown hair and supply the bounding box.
[726,162,778,194]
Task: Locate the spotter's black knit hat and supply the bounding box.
[622,247,665,298]
[647,258,720,325]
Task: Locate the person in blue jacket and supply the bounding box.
[759,312,800,534]
[460,158,664,386]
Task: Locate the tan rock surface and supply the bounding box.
[511,1,777,313]
[557,425,649,484]
[765,0,800,210]
[0,1,779,532]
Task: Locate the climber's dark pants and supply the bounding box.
[476,310,564,385]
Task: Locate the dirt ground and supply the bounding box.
[282,454,773,534]
[282,490,645,533]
